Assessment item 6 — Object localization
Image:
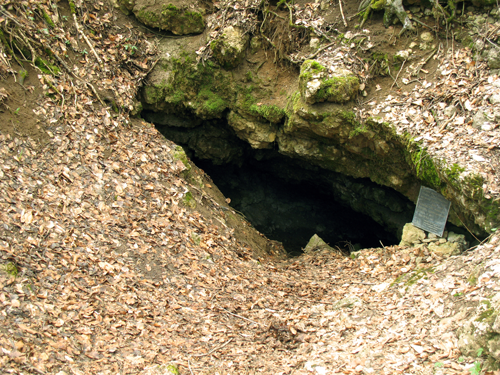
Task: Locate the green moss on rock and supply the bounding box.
[299,60,359,104]
[136,3,205,35]
[173,145,191,171]
[144,54,232,119]
[249,104,285,123]
[183,191,196,208]
[210,26,249,69]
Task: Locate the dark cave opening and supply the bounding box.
[193,158,405,255]
[145,113,418,255]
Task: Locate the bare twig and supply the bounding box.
[73,13,103,66]
[190,338,234,357]
[439,112,456,133]
[391,59,405,90]
[339,0,347,27]
[50,50,105,106]
[217,305,262,326]
[411,17,434,31]
[307,41,336,60]
[413,48,438,77]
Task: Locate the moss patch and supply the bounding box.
[35,57,60,75]
[173,145,191,170]
[1,262,18,278]
[392,266,435,288]
[161,55,232,119]
[183,191,196,208]
[248,103,285,123]
[406,142,442,190]
[315,76,360,103]
[136,4,205,35]
[299,60,359,104]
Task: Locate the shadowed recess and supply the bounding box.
[193,158,406,255]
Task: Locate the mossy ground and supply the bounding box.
[1,262,18,278]
[183,191,196,208]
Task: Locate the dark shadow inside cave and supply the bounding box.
[194,158,407,256]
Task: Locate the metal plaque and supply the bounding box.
[412,186,451,237]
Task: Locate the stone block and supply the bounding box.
[399,223,425,246]
[428,241,461,256]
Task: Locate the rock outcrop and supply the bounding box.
[299,60,359,104]
[458,293,500,362]
[118,0,206,35]
[137,0,498,241]
[210,26,250,69]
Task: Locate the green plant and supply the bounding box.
[245,71,253,82]
[165,364,179,375]
[477,348,484,357]
[35,57,60,75]
[458,357,465,363]
[434,362,444,368]
[183,191,196,208]
[124,44,138,55]
[2,262,18,277]
[469,361,481,375]
[14,107,20,115]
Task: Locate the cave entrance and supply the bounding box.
[194,158,409,255]
[147,114,417,256]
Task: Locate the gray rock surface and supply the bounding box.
[304,234,336,253]
[211,26,250,69]
[486,47,500,69]
[458,293,500,361]
[400,223,425,246]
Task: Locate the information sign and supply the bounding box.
[412,186,451,237]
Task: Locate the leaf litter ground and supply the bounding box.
[0,0,500,374]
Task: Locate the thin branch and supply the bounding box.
[307,41,336,59]
[391,59,405,90]
[190,338,234,357]
[339,0,347,27]
[217,305,263,326]
[411,17,434,31]
[72,13,102,66]
[188,359,195,375]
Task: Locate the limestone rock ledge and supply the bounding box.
[138,29,498,237]
[299,60,360,104]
